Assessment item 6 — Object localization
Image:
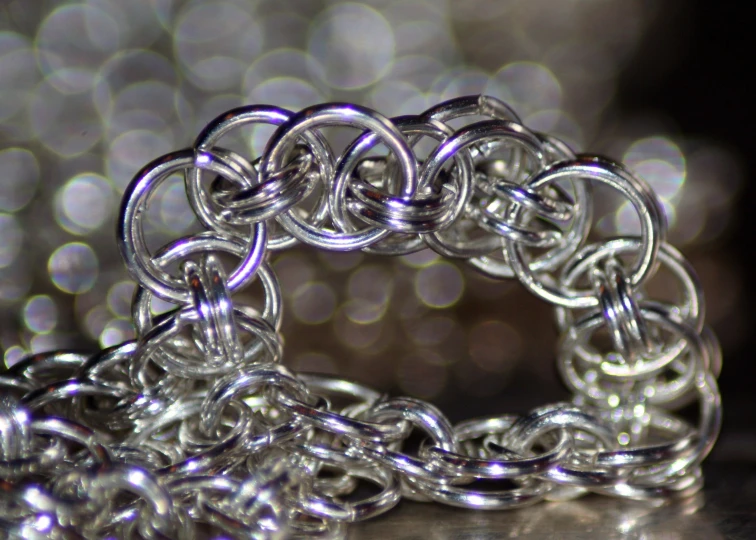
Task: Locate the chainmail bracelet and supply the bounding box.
[0,95,721,538]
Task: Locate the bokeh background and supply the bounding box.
[1,0,753,471]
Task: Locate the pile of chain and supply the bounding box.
[0,96,721,538]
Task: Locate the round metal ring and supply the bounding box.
[423,414,572,480]
[558,304,703,388]
[2,351,88,393]
[421,119,546,259]
[182,254,243,364]
[332,115,472,255]
[118,149,268,303]
[356,397,459,483]
[421,94,521,124]
[555,238,704,366]
[467,130,591,277]
[273,389,408,443]
[259,102,418,251]
[200,364,308,435]
[506,155,665,309]
[215,151,317,225]
[131,235,282,337]
[192,104,335,250]
[129,305,282,385]
[295,465,400,522]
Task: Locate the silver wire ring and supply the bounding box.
[259,102,418,251]
[191,105,335,250]
[507,155,665,308]
[118,149,268,303]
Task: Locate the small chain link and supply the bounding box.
[0,95,721,538]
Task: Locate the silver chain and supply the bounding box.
[0,95,722,538]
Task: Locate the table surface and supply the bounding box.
[349,462,756,539]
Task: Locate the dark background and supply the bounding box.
[617,2,754,461]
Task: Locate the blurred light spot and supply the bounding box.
[342,298,387,325]
[30,333,69,353]
[432,67,491,101]
[624,137,685,201]
[368,80,425,116]
[247,77,325,112]
[106,129,174,190]
[348,266,393,307]
[526,110,583,151]
[318,251,364,272]
[158,176,195,234]
[400,249,440,269]
[23,295,58,334]
[84,304,110,340]
[334,307,384,349]
[292,352,337,375]
[85,0,165,49]
[398,351,447,399]
[415,262,464,308]
[613,199,676,235]
[387,2,457,62]
[149,295,175,316]
[244,48,321,93]
[387,55,446,90]
[0,148,39,212]
[93,50,179,120]
[610,201,640,236]
[107,281,135,317]
[4,345,26,368]
[174,1,262,91]
[54,173,113,235]
[35,4,121,93]
[273,254,315,296]
[624,136,685,178]
[486,62,562,117]
[262,13,311,50]
[48,242,98,294]
[0,264,32,302]
[0,32,40,122]
[28,79,103,157]
[468,320,521,373]
[100,318,135,347]
[104,81,181,141]
[406,315,456,346]
[446,0,511,21]
[633,160,684,200]
[150,0,176,29]
[291,282,336,324]
[670,194,705,246]
[308,3,395,90]
[0,213,23,268]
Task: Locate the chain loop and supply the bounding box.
[0,95,722,536]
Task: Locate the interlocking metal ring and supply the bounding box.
[1,95,722,536]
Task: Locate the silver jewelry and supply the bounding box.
[0,95,721,538]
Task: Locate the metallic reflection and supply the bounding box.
[351,492,724,539]
[0,3,744,491]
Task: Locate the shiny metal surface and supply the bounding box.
[2,1,753,538]
[351,462,754,539]
[0,94,724,536]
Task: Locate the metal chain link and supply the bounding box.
[0,95,721,538]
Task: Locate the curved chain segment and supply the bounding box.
[0,96,721,537]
